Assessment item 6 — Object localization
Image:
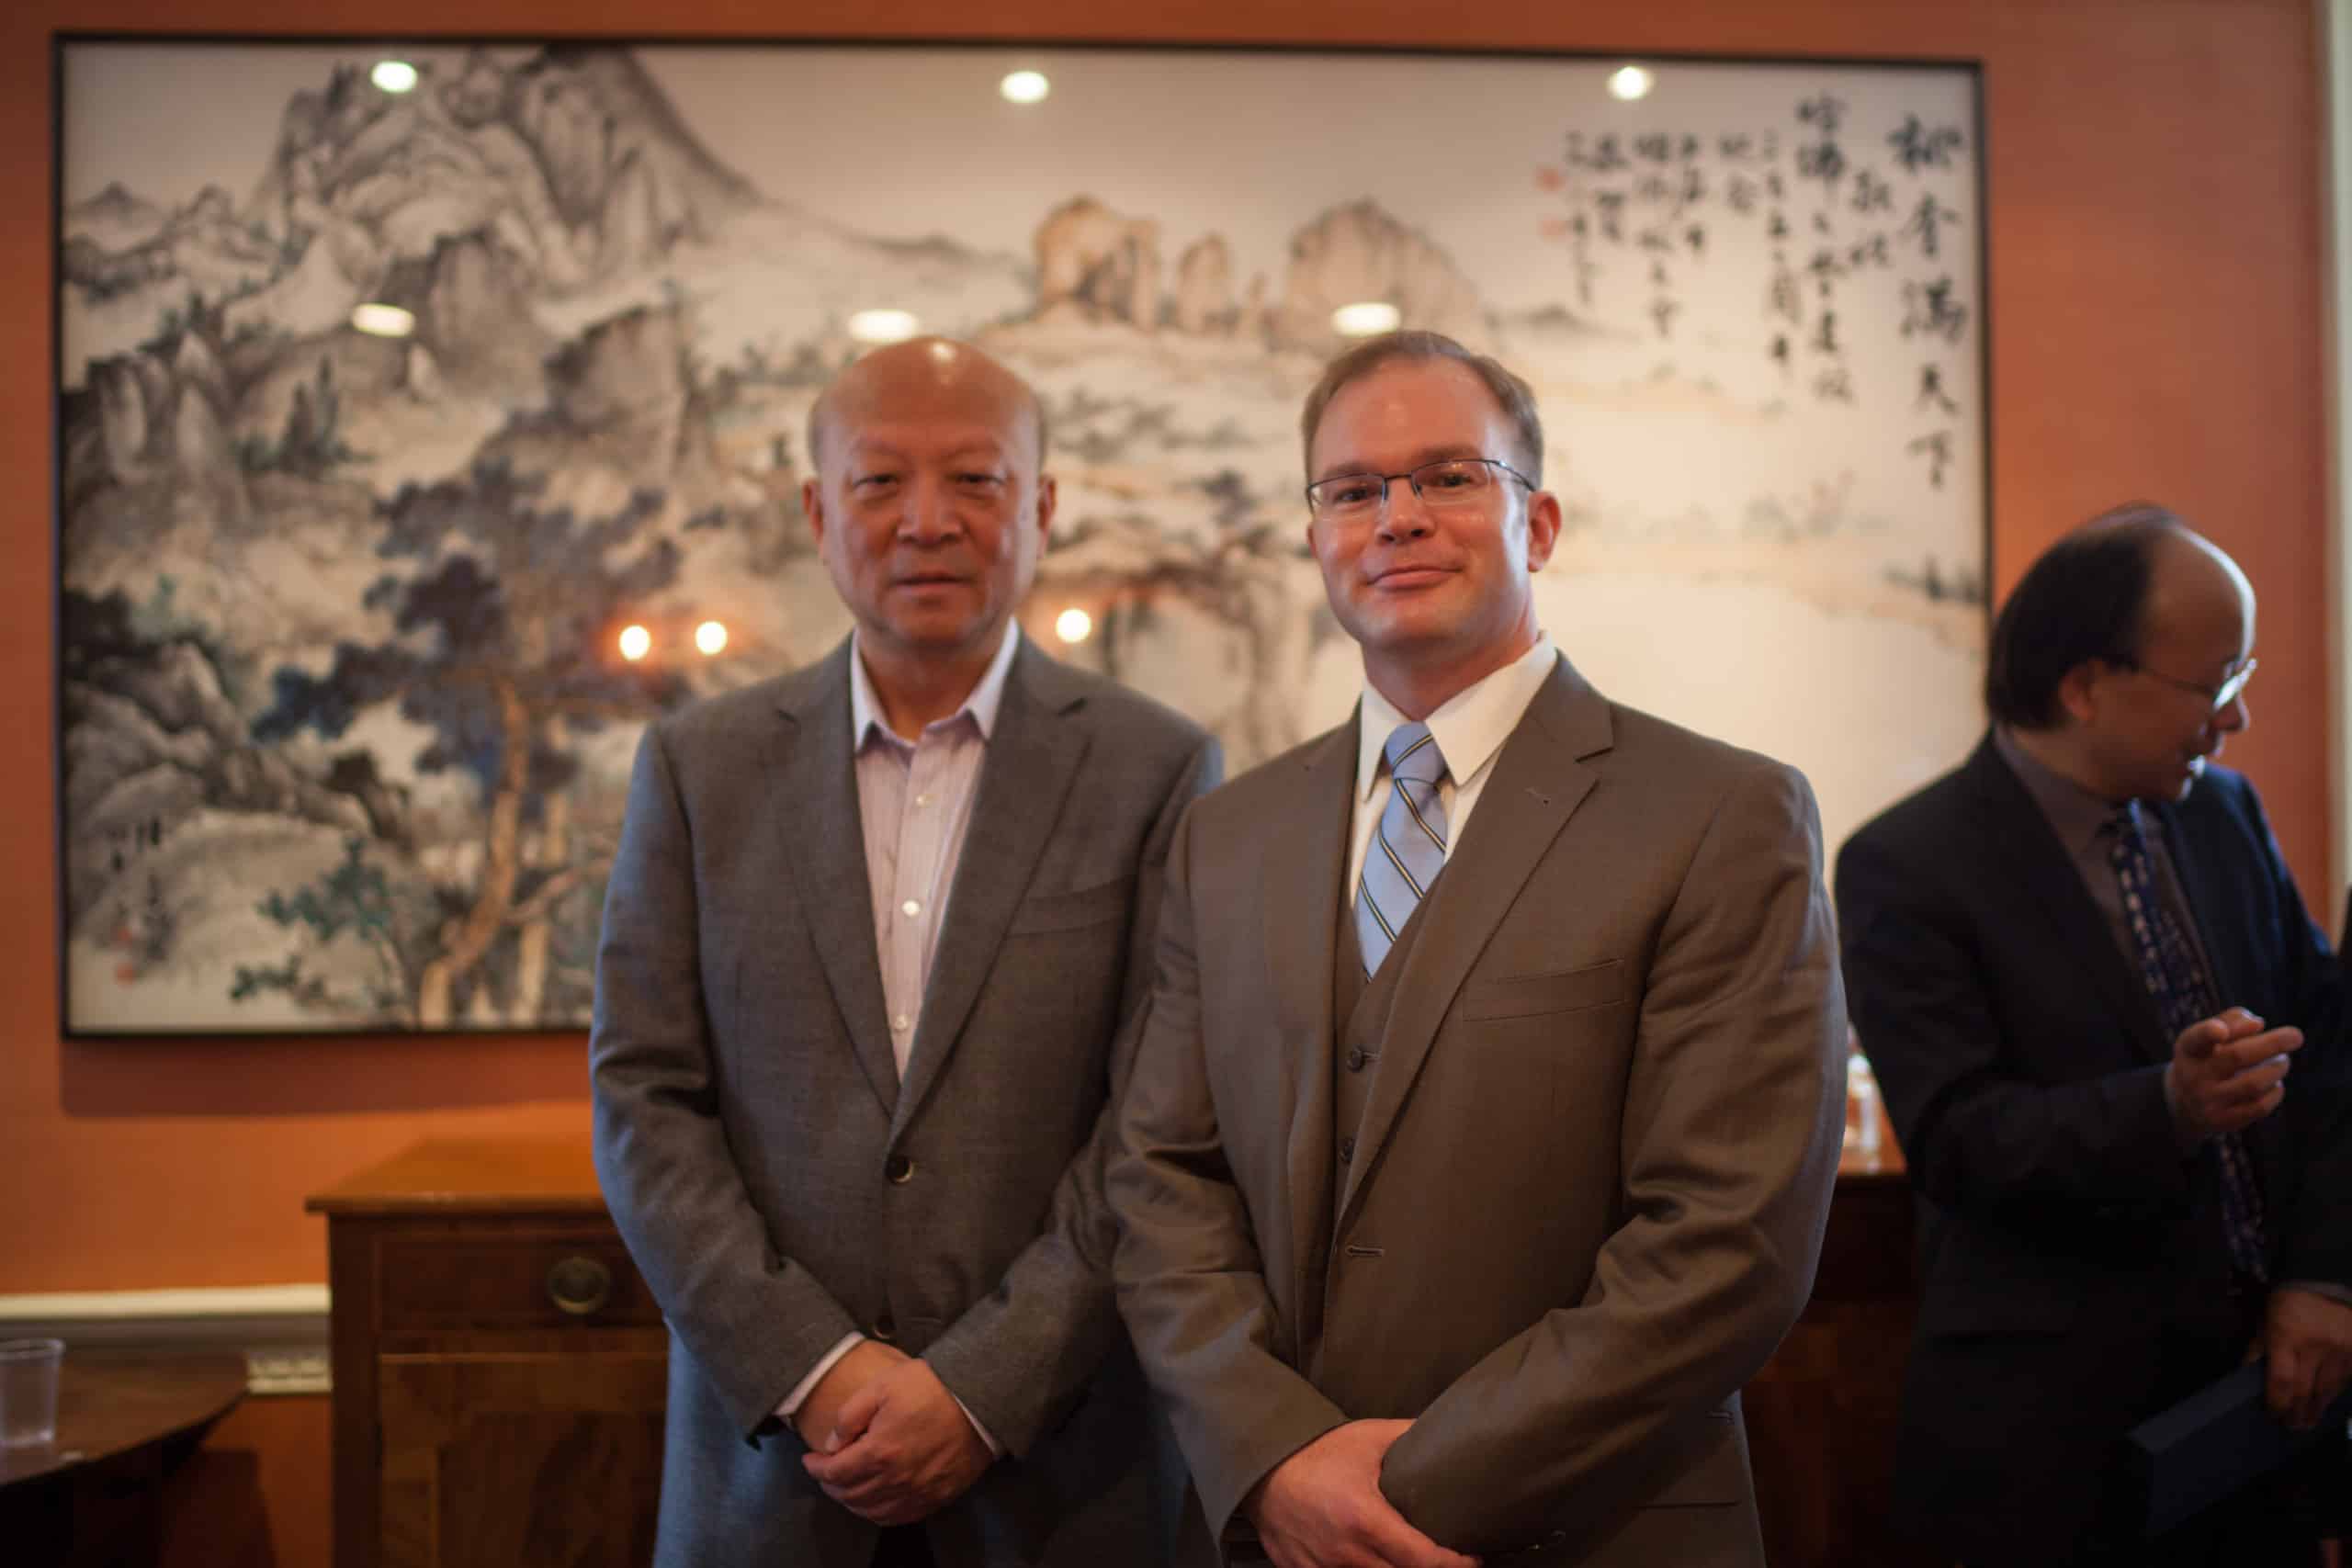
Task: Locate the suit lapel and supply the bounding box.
[888,641,1091,1145]
[1337,659,1604,1233]
[771,643,899,1117]
[1963,740,2170,1062]
[1267,715,1357,1340]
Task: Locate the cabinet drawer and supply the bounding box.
[377,1231,663,1331]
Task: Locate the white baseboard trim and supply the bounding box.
[0,1284,331,1395]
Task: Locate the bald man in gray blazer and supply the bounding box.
[1110,333,1845,1568]
[593,339,1216,1568]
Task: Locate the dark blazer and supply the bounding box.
[591,636,1218,1568]
[1111,656,1848,1566]
[1835,736,2352,1562]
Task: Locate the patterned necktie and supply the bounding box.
[1355,722,1449,977]
[2108,803,2269,1283]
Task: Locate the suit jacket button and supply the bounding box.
[874,1314,897,1341]
[1339,1135,1355,1164]
[885,1154,914,1185]
[1345,1047,1368,1072]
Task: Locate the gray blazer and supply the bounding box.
[592,636,1218,1568]
[1110,655,1846,1566]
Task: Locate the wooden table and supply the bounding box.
[0,1350,248,1567]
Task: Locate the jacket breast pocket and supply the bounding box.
[1006,875,1135,936]
[1458,960,1625,1021]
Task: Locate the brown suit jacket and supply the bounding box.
[1108,654,1846,1564]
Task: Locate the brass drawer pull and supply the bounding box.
[546,1255,614,1316]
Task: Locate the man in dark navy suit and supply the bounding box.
[1837,504,2352,1567]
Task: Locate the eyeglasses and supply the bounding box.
[2121,657,2256,712]
[1305,457,1534,519]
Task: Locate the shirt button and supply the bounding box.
[900,898,922,917]
[1339,1135,1356,1164]
[891,1013,910,1032]
[1346,1048,1369,1073]
[914,793,933,808]
[885,1154,915,1185]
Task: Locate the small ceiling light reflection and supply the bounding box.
[1331,301,1402,338]
[350,302,416,338]
[618,625,651,661]
[1608,65,1656,102]
[847,309,921,344]
[1054,608,1093,645]
[1001,70,1051,106]
[371,60,421,95]
[695,620,729,656]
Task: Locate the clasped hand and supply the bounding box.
[796,1340,992,1527]
[2255,1286,2352,1430]
[1245,1419,1480,1568]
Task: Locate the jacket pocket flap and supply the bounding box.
[1460,960,1625,1021]
[1007,875,1135,936]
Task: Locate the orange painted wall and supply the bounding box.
[3,0,2334,1303]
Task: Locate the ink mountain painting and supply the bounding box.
[58,42,1984,1031]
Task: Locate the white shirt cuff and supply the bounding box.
[775,1332,865,1424]
[945,1386,1002,1457]
[771,1334,1001,1460]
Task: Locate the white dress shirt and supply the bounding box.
[853,622,1020,1081]
[1347,635,1562,901]
[775,623,1020,1447]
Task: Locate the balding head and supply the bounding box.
[2140,524,2254,652]
[1990,502,2256,802]
[798,336,1059,699]
[807,336,1047,477]
[1986,503,2252,731]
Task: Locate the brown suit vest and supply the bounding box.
[1304,869,1443,1385]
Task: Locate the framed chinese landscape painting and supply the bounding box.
[56,39,1985,1032]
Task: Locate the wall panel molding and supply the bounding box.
[0,1284,330,1394]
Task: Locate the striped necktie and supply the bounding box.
[2108,802,2269,1284]
[1355,721,1448,977]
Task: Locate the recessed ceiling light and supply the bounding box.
[846,309,921,345]
[1001,71,1051,106]
[350,302,416,338]
[1054,607,1093,645]
[371,60,420,95]
[617,626,651,661]
[1330,301,1402,338]
[695,620,729,656]
[1608,64,1655,102]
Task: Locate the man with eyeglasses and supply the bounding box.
[1108,330,1847,1567]
[1837,504,2352,1566]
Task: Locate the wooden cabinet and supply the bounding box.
[309,1139,667,1568]
[1744,1110,1934,1568]
[1746,1166,1929,1568]
[312,1132,1922,1568]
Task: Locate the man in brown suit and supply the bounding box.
[1108,331,1847,1567]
